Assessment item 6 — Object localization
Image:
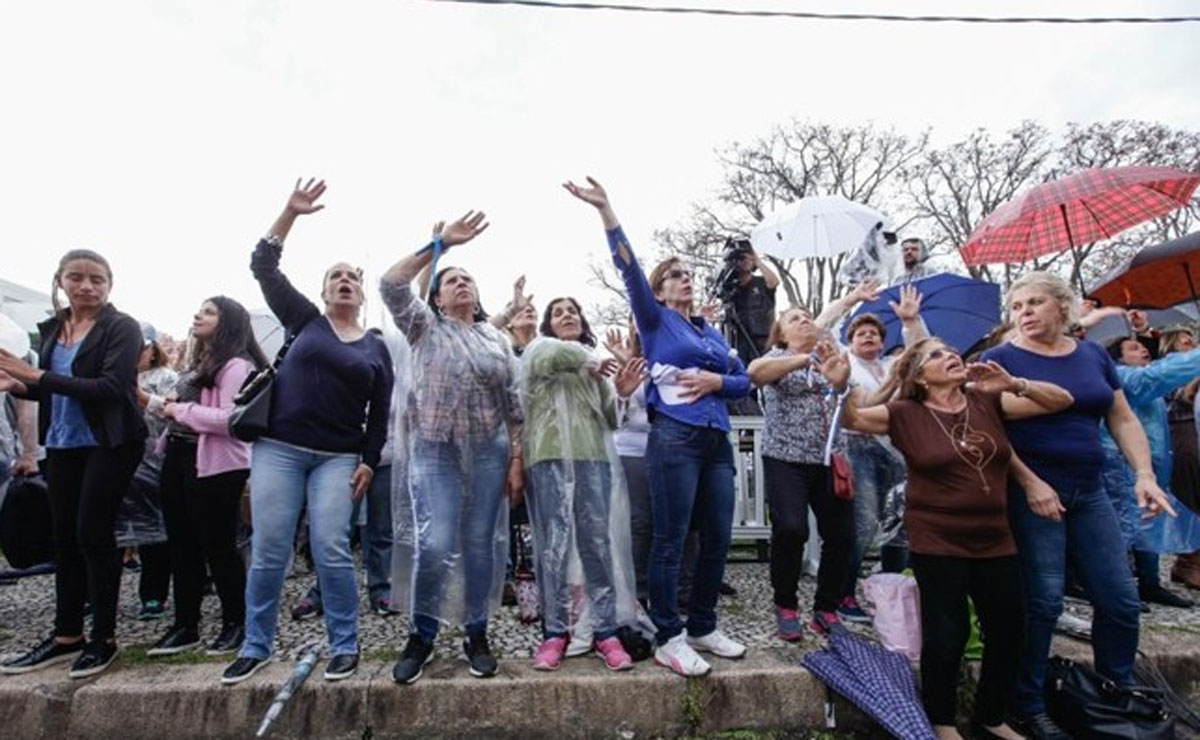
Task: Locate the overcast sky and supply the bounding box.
[3,0,1200,336]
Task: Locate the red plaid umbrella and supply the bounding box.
[959,165,1200,267]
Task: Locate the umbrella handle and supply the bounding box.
[824,685,837,729]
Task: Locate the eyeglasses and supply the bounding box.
[665,268,693,281]
[918,347,956,367]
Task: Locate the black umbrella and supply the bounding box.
[1089,230,1200,309]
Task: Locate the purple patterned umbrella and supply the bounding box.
[802,631,936,740]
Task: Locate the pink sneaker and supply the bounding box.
[532,636,566,671]
[593,636,633,671]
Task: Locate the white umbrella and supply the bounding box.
[249,309,285,358]
[750,195,892,260]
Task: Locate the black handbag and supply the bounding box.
[1046,655,1175,740]
[0,473,54,569]
[228,334,294,442]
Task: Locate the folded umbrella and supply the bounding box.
[802,630,936,740]
[844,273,1001,356]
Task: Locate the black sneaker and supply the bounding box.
[392,635,434,684]
[147,625,201,656]
[718,581,738,597]
[1140,584,1195,608]
[324,652,359,681]
[1,635,84,675]
[206,623,245,656]
[221,655,271,685]
[290,598,323,621]
[68,641,119,679]
[1010,711,1072,740]
[463,632,497,678]
[137,600,167,621]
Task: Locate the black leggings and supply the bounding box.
[46,442,144,642]
[909,553,1024,727]
[762,457,854,613]
[161,440,249,629]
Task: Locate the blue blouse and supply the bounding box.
[606,226,750,431]
[46,341,99,449]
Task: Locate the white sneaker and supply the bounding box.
[686,629,746,659]
[654,634,711,677]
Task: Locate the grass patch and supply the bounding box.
[119,644,227,666]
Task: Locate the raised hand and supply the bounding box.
[285,178,327,216]
[604,329,633,364]
[430,220,446,239]
[562,176,610,210]
[509,275,533,314]
[965,360,1017,394]
[614,356,648,398]
[820,350,851,390]
[589,357,620,380]
[851,279,882,304]
[889,284,923,322]
[440,210,489,248]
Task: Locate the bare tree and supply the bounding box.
[588,119,1200,326]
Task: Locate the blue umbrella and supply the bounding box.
[844,273,1001,355]
[802,631,936,740]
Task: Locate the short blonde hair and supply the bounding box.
[1005,271,1078,329]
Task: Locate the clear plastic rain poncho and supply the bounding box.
[519,337,638,639]
[382,278,519,631]
[114,365,176,548]
[1100,348,1200,554]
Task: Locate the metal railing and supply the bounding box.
[729,415,770,541]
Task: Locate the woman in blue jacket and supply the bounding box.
[565,177,750,677]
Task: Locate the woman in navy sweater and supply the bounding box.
[221,179,394,686]
[565,177,751,677]
[981,271,1173,740]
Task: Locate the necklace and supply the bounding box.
[925,397,996,493]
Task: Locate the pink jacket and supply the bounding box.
[167,357,256,478]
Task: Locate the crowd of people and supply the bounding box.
[2,177,1199,740]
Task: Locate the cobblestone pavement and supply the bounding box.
[4,552,1200,669]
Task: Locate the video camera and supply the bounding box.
[714,237,754,302]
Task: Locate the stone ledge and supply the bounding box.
[1,635,1198,739]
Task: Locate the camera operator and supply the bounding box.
[720,241,779,365]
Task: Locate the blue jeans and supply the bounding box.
[1009,465,1141,714]
[845,434,907,594]
[409,429,508,643]
[646,414,735,645]
[527,459,617,640]
[241,438,360,660]
[305,464,395,605]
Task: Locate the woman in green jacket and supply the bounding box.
[522,297,639,672]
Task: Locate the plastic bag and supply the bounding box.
[862,572,921,660]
